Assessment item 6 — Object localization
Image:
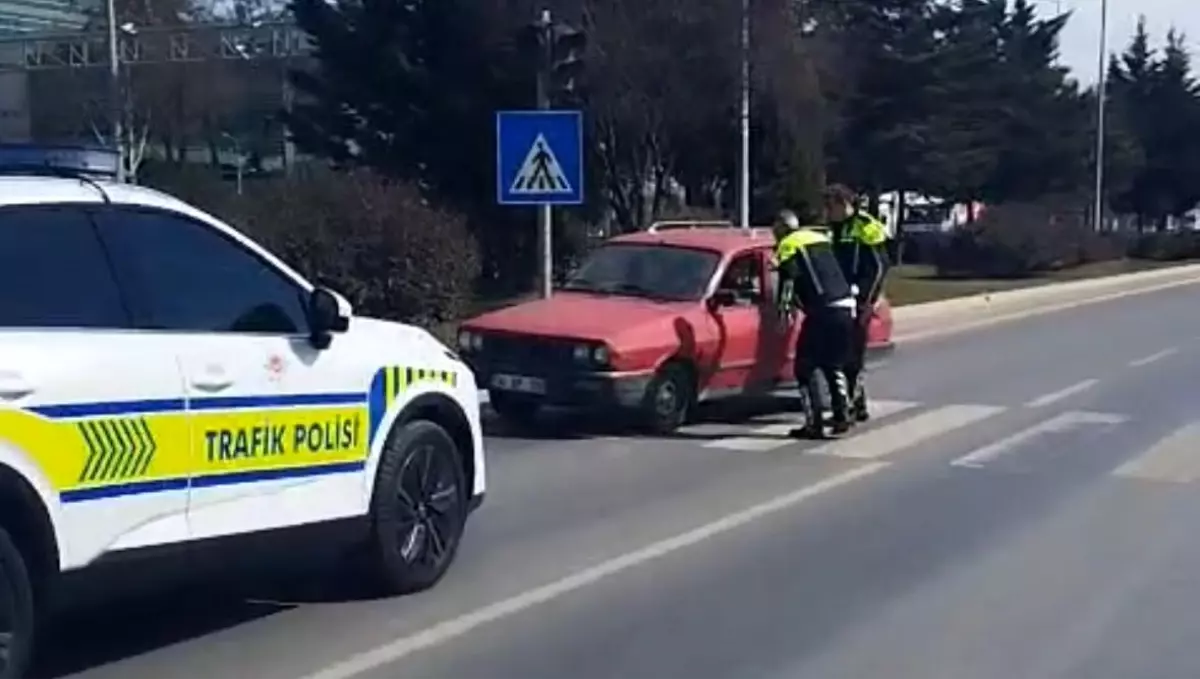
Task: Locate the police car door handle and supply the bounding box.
[0,369,33,399]
[191,365,233,391]
[191,378,232,392]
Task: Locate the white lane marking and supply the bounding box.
[1024,379,1099,408]
[1112,422,1200,483]
[810,404,1004,460]
[704,400,919,451]
[294,463,888,679]
[1128,347,1177,368]
[951,410,1127,468]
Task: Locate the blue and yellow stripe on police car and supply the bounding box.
[0,365,455,504]
[19,393,367,503]
[0,367,458,506]
[367,366,458,443]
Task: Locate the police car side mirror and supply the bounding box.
[708,289,737,310]
[308,287,350,348]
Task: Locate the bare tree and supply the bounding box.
[27,0,251,178]
[574,0,742,231]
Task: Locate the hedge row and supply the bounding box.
[144,164,480,327]
[926,201,1200,278]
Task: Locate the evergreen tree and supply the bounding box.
[986,0,1089,200]
[922,0,1006,205]
[923,0,1088,205]
[285,0,511,210]
[1108,19,1200,227]
[821,0,942,200]
[1147,30,1200,221]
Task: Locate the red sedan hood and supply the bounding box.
[465,292,691,341]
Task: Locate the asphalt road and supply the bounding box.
[42,280,1200,679]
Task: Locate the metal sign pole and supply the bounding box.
[537,9,554,299]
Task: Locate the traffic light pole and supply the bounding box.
[738,0,750,229]
[536,9,554,299]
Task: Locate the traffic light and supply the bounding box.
[517,14,586,107]
[550,23,586,100]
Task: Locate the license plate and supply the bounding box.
[491,373,546,394]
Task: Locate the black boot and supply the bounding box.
[790,377,826,439]
[852,375,870,422]
[826,369,853,436]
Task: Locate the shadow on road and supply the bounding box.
[483,395,805,442]
[31,560,387,678]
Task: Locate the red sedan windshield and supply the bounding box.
[562,244,720,301]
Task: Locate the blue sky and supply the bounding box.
[1053,0,1195,83]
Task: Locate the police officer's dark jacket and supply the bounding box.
[829,212,890,307]
[774,228,854,312]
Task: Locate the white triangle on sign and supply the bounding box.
[509,133,573,194]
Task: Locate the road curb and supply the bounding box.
[894,262,1200,342]
[893,262,1200,323]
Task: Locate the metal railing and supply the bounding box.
[645,219,735,233]
[0,21,310,71]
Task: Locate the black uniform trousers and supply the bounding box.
[793,305,855,428]
[846,309,870,414]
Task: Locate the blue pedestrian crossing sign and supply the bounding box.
[496,110,584,206]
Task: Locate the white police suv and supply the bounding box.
[0,146,486,677]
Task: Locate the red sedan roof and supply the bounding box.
[609,226,775,254]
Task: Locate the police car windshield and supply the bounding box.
[563,243,719,302]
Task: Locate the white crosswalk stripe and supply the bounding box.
[702,400,920,452]
[952,410,1127,468]
[485,388,1200,486]
[683,397,1200,486]
[1111,422,1200,484]
[810,404,1005,460]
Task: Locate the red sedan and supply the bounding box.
[458,223,894,433]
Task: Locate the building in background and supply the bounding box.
[0,1,92,141]
[0,0,89,34]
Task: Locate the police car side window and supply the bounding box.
[96,209,310,335]
[0,207,128,329]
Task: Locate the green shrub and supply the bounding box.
[1128,231,1200,261]
[934,200,1122,277]
[143,165,480,326]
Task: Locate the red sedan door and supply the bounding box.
[702,249,775,394]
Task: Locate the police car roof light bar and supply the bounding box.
[0,144,118,204]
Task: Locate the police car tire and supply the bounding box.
[365,420,467,595]
[0,526,34,679]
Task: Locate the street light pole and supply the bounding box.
[737,0,750,229]
[106,0,124,183]
[1091,0,1108,231]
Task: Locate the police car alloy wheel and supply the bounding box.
[366,420,467,594]
[0,527,33,679]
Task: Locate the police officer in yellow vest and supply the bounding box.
[823,184,891,422]
[772,209,857,439]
